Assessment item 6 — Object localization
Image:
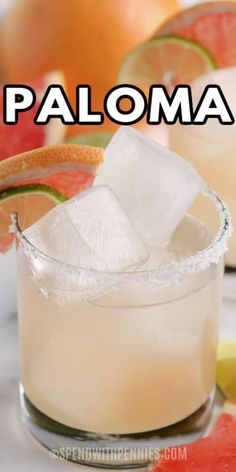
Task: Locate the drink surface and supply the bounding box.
[17,215,222,434]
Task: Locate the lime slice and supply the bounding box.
[217,339,236,401]
[0,184,67,253]
[67,132,113,148]
[118,34,217,87]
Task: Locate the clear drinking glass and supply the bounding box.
[168,66,236,297]
[14,187,231,468]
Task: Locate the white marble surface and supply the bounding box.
[0,249,236,471]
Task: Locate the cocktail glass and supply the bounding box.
[169,66,236,297]
[14,187,230,468]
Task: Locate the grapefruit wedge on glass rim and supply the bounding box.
[157,1,236,68]
[0,71,67,161]
[0,144,103,253]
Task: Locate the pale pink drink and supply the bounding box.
[15,187,230,468]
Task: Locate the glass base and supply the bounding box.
[20,385,215,468]
[224,266,236,300]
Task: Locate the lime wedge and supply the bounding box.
[217,339,236,401]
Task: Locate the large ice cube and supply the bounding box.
[23,185,148,272]
[95,127,202,246]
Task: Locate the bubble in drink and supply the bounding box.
[95,127,203,246]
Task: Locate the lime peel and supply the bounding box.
[0,184,67,204]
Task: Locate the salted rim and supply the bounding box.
[12,186,232,282]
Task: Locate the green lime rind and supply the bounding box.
[0,184,67,203]
[118,34,217,84]
[66,131,113,149]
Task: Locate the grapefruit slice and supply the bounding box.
[118,35,216,88]
[0,144,103,253]
[0,71,66,160]
[213,401,236,435]
[152,402,236,471]
[157,2,236,68]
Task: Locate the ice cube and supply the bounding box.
[23,185,148,277]
[95,127,202,246]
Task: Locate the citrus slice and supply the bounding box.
[0,144,103,253]
[213,400,236,435]
[152,401,236,471]
[0,71,66,160]
[217,339,236,402]
[67,131,113,148]
[157,2,236,68]
[118,35,216,88]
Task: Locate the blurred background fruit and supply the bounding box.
[158,1,236,68]
[118,35,216,88]
[0,0,181,136]
[119,1,236,92]
[67,132,113,148]
[217,339,236,402]
[0,71,66,160]
[117,1,236,141]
